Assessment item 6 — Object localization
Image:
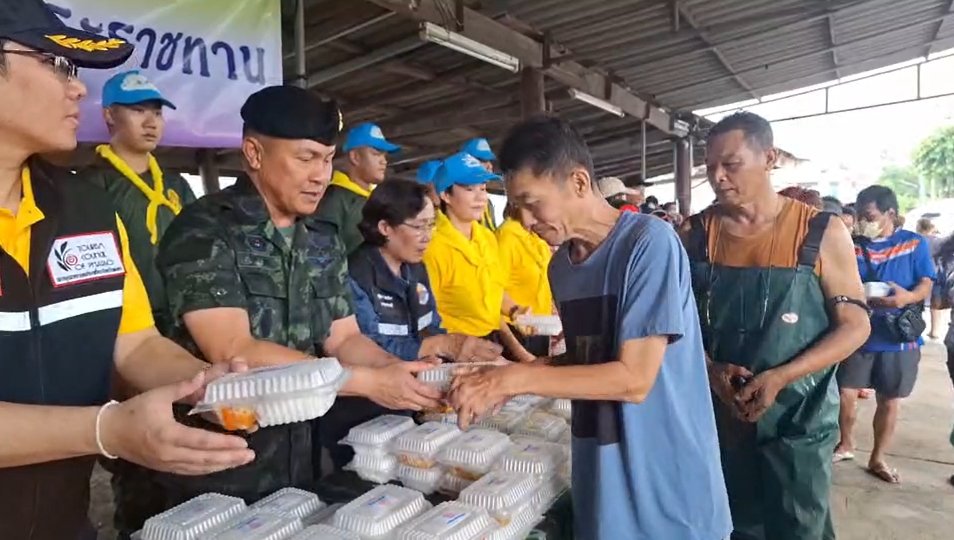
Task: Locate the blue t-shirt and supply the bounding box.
[548,212,732,540]
[856,229,936,352]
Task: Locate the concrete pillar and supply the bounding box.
[674,137,691,216]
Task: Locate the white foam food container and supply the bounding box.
[191,358,349,428]
[142,493,247,540]
[340,415,416,453]
[437,471,474,496]
[475,409,527,434]
[344,452,398,484]
[418,411,459,425]
[396,463,444,495]
[458,471,542,525]
[332,485,431,538]
[485,508,542,540]
[514,314,562,336]
[394,502,499,540]
[547,399,571,421]
[499,399,535,416]
[290,524,361,540]
[864,281,892,298]
[511,412,567,442]
[208,509,303,540]
[508,394,549,408]
[436,429,512,479]
[415,362,501,392]
[531,475,568,514]
[251,488,326,520]
[495,439,566,477]
[391,422,462,468]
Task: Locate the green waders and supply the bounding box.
[687,212,839,540]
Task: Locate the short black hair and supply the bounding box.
[498,115,595,182]
[707,111,774,151]
[645,195,659,206]
[358,179,429,246]
[856,185,898,215]
[842,205,856,218]
[662,201,677,211]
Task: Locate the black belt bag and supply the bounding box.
[859,241,926,343]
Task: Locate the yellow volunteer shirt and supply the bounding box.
[0,167,154,334]
[496,218,553,316]
[423,216,505,336]
[330,170,373,198]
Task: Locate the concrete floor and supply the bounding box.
[89,343,954,539]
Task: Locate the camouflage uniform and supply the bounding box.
[154,176,354,505]
[314,184,367,255]
[76,157,197,539]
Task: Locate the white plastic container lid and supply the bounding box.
[332,485,431,538]
[508,394,549,408]
[499,399,535,416]
[437,471,474,495]
[495,439,566,477]
[511,412,567,442]
[865,281,892,298]
[531,474,568,514]
[418,411,459,425]
[344,452,398,485]
[396,463,444,495]
[437,429,512,477]
[251,488,326,520]
[394,502,500,540]
[290,524,361,540]
[474,409,527,434]
[514,314,562,336]
[340,414,416,450]
[547,399,571,421]
[142,493,246,540]
[208,509,303,540]
[458,471,542,523]
[485,507,542,540]
[416,363,500,392]
[391,422,462,461]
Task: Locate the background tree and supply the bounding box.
[877,164,920,213]
[913,125,954,199]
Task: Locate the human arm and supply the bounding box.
[869,236,936,308]
[737,217,870,421]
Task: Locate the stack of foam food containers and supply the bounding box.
[251,488,326,522]
[530,474,569,516]
[514,314,563,337]
[393,502,500,540]
[332,485,431,539]
[390,422,462,495]
[436,428,512,482]
[496,439,566,479]
[547,398,571,422]
[511,412,567,442]
[458,471,543,529]
[141,493,247,540]
[290,524,361,540]
[207,509,303,540]
[340,415,417,484]
[191,358,350,431]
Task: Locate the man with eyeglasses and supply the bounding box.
[0,1,256,538]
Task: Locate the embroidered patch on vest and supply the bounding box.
[781,312,799,324]
[47,232,125,287]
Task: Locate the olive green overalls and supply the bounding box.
[686,212,838,540]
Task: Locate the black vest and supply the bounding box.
[0,160,124,540]
[348,244,436,339]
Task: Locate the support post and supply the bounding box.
[674,137,691,217]
[520,67,545,118]
[640,120,647,182]
[198,149,220,195]
[294,0,306,88]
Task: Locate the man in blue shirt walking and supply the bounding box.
[835,185,936,483]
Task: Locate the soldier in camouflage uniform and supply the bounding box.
[75,70,196,539]
[155,85,442,504]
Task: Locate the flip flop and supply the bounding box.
[867,463,901,484]
[832,450,855,463]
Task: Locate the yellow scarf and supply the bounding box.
[330,171,373,198]
[96,145,182,244]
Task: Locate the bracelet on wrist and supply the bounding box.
[96,400,120,460]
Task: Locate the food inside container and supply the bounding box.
[343,452,398,484]
[394,502,499,540]
[514,314,562,336]
[290,524,361,540]
[485,507,543,540]
[436,429,512,479]
[391,421,462,469]
[418,410,459,424]
[207,509,303,540]
[332,485,431,538]
[547,399,571,421]
[396,463,445,495]
[437,471,475,496]
[142,493,246,540]
[458,471,542,526]
[251,488,325,520]
[511,412,567,442]
[474,409,527,434]
[495,439,566,477]
[340,415,416,454]
[190,358,349,430]
[531,474,568,514]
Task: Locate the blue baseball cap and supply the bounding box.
[101,70,176,109]
[460,138,495,162]
[416,160,442,185]
[341,122,400,153]
[434,152,501,194]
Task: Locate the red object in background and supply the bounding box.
[620,204,640,213]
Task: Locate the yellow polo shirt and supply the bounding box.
[423,216,505,336]
[496,218,553,316]
[0,167,153,334]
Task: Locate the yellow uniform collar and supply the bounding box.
[331,171,373,198]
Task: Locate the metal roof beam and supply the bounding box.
[828,14,842,79]
[384,103,523,138]
[283,12,397,61]
[365,0,679,134]
[673,3,759,100]
[307,36,425,86]
[927,0,954,58]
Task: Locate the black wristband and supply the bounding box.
[829,295,872,315]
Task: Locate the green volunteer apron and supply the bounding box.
[687,212,839,540]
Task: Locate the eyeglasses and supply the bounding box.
[401,220,437,236]
[1,50,78,82]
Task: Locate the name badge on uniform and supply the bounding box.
[47,232,125,287]
[416,283,430,306]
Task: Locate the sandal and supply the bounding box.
[832,450,855,463]
[867,462,901,484]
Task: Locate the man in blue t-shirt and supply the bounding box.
[835,185,936,484]
[448,117,732,540]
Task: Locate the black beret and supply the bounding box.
[240,85,341,145]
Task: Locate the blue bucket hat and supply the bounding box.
[102,70,176,109]
[416,160,442,185]
[341,122,400,153]
[434,152,501,194]
[460,137,495,162]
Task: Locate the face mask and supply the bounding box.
[857,219,884,240]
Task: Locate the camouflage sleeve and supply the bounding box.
[156,209,248,319]
[331,235,356,320]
